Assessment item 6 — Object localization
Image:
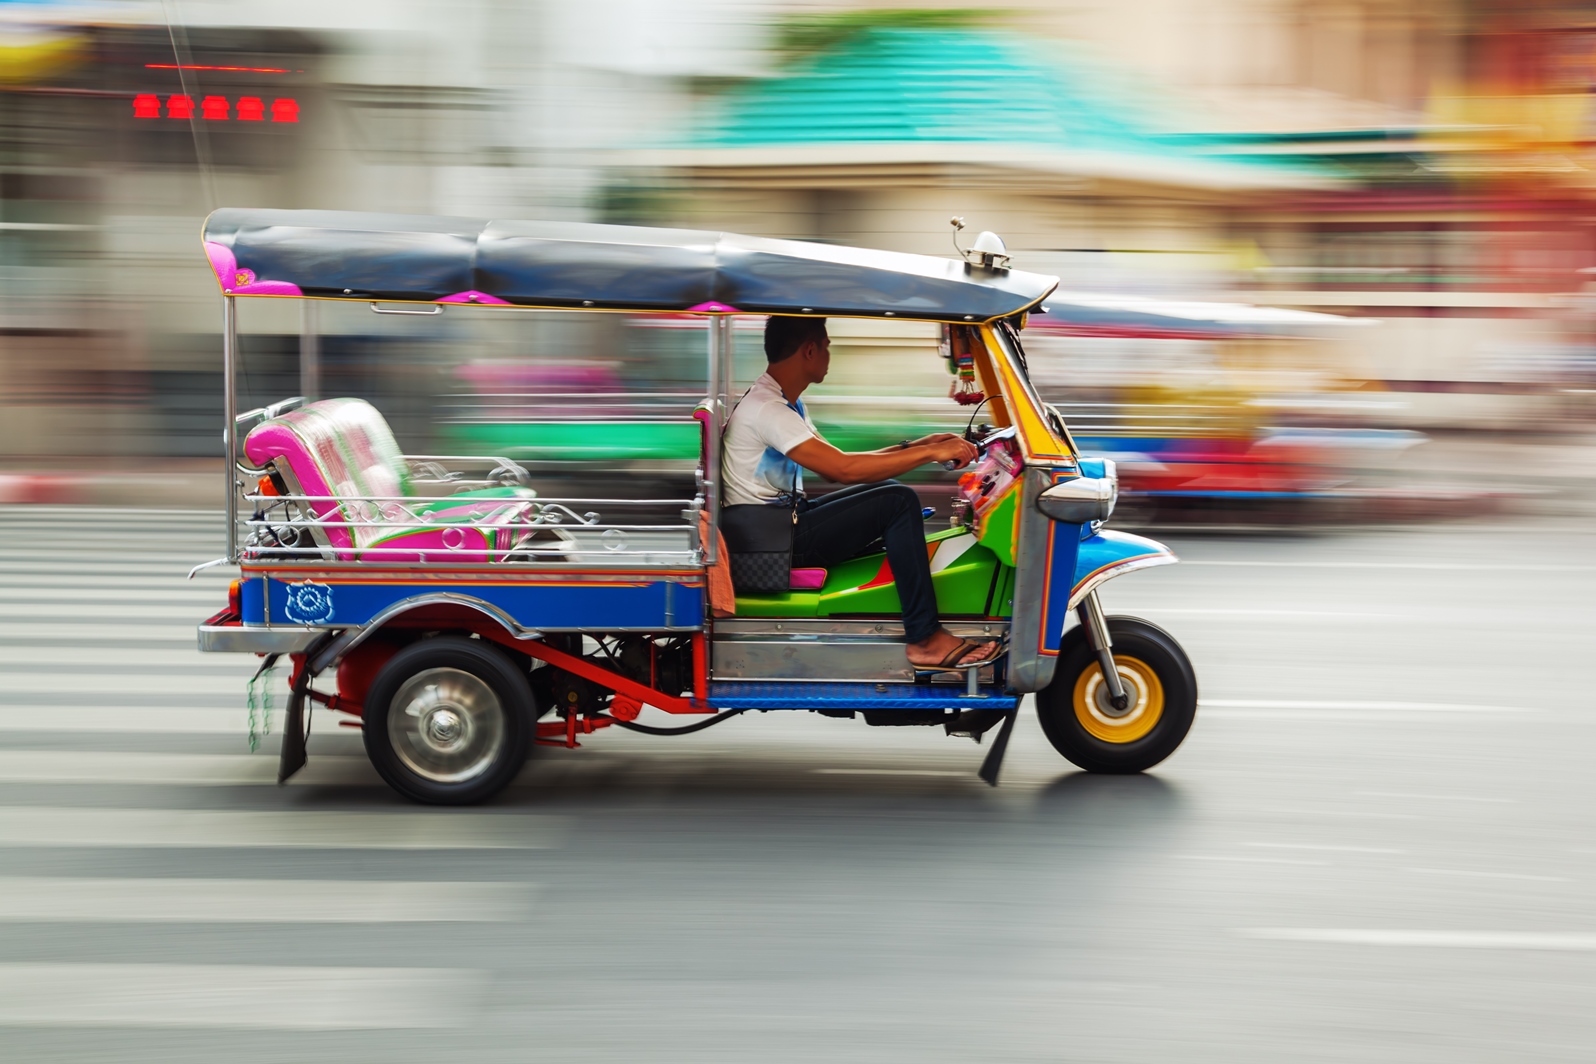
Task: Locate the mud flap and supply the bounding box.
[278,632,337,785]
[977,708,1019,787]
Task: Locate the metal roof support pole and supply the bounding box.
[222,295,239,563]
[299,299,320,402]
[702,315,727,565]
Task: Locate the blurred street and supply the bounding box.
[0,504,1592,1061]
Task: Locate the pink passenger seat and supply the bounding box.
[244,397,536,563]
[694,400,825,593]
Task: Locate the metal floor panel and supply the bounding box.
[707,681,1017,711]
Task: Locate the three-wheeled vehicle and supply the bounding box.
[195,209,1197,804]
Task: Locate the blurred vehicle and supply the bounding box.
[1024,294,1425,521]
[197,210,1197,803]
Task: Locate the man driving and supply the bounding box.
[721,316,999,670]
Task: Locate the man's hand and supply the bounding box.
[928,437,978,469]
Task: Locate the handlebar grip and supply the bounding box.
[942,459,962,470]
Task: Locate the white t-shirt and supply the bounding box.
[721,372,822,507]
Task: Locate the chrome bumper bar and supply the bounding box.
[197,625,327,654]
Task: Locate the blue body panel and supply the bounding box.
[709,681,1017,711]
[239,572,703,631]
[1071,528,1175,597]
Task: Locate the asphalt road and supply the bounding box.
[0,505,1592,1063]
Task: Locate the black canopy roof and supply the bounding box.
[202,209,1057,322]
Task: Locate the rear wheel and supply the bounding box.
[362,636,533,805]
[1035,617,1196,774]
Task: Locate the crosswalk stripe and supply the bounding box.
[0,648,256,667]
[0,877,533,922]
[0,751,362,785]
[0,964,483,1028]
[0,673,249,695]
[0,605,220,620]
[0,807,563,849]
[0,706,256,732]
[0,623,202,643]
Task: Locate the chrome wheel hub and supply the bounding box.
[1084,665,1149,722]
[389,667,505,784]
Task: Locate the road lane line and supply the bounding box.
[1358,790,1516,803]
[1239,929,1596,950]
[0,807,563,850]
[1409,867,1568,883]
[1202,700,1530,713]
[1246,843,1404,854]
[0,878,533,922]
[813,768,968,777]
[0,964,483,1028]
[1177,855,1328,866]
[0,673,248,695]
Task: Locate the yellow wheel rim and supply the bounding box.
[1072,655,1164,744]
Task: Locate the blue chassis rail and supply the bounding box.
[708,681,1017,711]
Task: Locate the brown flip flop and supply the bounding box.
[916,639,1002,673]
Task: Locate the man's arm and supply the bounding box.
[788,434,976,484]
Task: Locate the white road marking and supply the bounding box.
[0,706,251,733]
[1239,929,1596,950]
[1202,700,1529,713]
[1358,790,1516,803]
[0,807,562,850]
[0,647,257,668]
[0,673,247,695]
[0,877,533,922]
[0,751,368,785]
[1246,842,1404,854]
[813,768,968,778]
[0,605,220,621]
[1185,560,1596,572]
[0,623,196,643]
[0,964,483,1028]
[1177,855,1328,866]
[1409,867,1568,883]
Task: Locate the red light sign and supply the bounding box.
[131,95,299,122]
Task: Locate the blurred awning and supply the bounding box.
[1035,291,1371,339]
[202,208,1058,321]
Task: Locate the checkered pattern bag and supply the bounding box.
[720,500,797,595]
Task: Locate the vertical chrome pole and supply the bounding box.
[222,295,239,563]
[299,299,320,402]
[702,315,722,564]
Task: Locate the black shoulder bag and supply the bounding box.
[718,395,802,594]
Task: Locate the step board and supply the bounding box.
[707,681,1017,711]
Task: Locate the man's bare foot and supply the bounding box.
[906,628,998,668]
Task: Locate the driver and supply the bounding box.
[721,316,999,671]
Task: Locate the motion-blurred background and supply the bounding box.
[3,0,1594,519]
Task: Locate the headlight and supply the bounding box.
[1036,460,1117,524]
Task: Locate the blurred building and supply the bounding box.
[1,0,1593,465]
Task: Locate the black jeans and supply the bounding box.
[791,480,938,644]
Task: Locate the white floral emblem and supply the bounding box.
[282,581,335,624]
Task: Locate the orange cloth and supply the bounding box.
[699,511,736,617]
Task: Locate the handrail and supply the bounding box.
[370,302,443,316]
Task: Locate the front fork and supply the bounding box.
[1076,590,1129,712]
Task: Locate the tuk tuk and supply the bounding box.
[195,208,1197,804]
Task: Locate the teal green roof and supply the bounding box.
[688,28,1332,185]
[696,28,1165,151]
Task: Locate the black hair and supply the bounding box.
[764,315,828,363]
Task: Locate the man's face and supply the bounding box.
[801,333,831,384]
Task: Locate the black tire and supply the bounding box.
[362,635,534,805]
[1035,616,1197,774]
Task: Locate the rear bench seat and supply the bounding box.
[244,397,536,563]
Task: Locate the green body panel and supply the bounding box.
[732,527,1012,619]
[975,487,1018,567]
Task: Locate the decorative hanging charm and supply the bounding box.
[946,325,985,406]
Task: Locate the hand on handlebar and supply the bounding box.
[928,437,979,470]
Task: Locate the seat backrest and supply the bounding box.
[244,398,413,555]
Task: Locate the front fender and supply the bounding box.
[1068,529,1177,610]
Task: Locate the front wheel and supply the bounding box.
[1035,617,1196,774]
[362,636,534,805]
